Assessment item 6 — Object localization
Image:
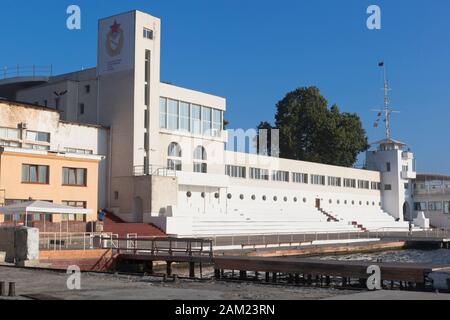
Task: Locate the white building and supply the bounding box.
[0,10,422,236]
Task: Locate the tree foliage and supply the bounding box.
[258,86,368,167]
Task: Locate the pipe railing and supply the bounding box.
[1,65,53,79]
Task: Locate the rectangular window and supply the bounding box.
[414,202,427,211]
[292,172,308,184]
[328,176,342,187]
[371,182,381,190]
[143,28,153,39]
[445,202,450,214]
[85,85,90,94]
[0,127,20,140]
[64,147,93,155]
[384,184,392,191]
[63,167,87,186]
[179,102,190,132]
[344,178,356,188]
[167,99,179,131]
[212,109,222,137]
[225,165,246,179]
[167,159,182,171]
[26,130,50,143]
[191,105,202,135]
[311,174,326,185]
[272,170,289,182]
[250,168,269,181]
[358,180,370,189]
[159,98,167,129]
[386,162,391,172]
[22,164,49,184]
[429,201,443,211]
[79,103,85,115]
[193,162,207,174]
[22,144,50,151]
[202,107,212,136]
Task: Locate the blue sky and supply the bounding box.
[1,0,449,174]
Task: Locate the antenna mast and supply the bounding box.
[381,62,391,141]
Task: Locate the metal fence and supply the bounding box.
[133,165,177,177]
[39,232,115,251]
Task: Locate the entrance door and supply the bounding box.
[315,198,321,209]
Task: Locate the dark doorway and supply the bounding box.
[315,198,321,209]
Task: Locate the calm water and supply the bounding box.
[317,249,450,265]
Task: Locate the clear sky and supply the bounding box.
[1,0,449,174]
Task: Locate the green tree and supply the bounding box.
[259,86,368,167]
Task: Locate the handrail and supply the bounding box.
[1,65,53,79]
[133,165,177,177]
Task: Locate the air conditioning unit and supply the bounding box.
[19,122,28,129]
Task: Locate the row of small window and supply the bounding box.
[0,127,50,143]
[21,164,87,186]
[0,140,50,150]
[185,191,380,207]
[225,165,381,190]
[160,98,223,137]
[414,201,450,213]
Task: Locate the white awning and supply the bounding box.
[0,200,91,215]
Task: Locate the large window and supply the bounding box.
[22,164,49,184]
[0,127,20,140]
[167,99,179,131]
[62,201,87,222]
[250,168,269,181]
[358,180,370,189]
[414,202,427,211]
[371,182,381,190]
[64,147,93,155]
[311,174,326,185]
[193,146,207,173]
[292,172,308,184]
[160,98,167,129]
[226,165,246,178]
[212,109,222,137]
[344,178,356,188]
[429,201,443,212]
[63,168,87,186]
[179,102,190,132]
[328,176,342,187]
[272,170,289,182]
[202,107,212,136]
[167,142,182,171]
[26,130,50,143]
[191,104,202,135]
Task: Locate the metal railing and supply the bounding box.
[39,232,115,251]
[1,65,53,80]
[107,236,214,260]
[133,165,177,177]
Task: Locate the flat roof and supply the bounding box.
[0,99,60,113]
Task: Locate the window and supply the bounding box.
[225,165,246,178]
[168,142,182,171]
[212,109,222,137]
[445,202,450,214]
[414,202,427,211]
[344,178,356,188]
[0,140,20,147]
[145,50,150,107]
[358,180,370,189]
[292,172,308,184]
[160,98,167,129]
[23,144,50,151]
[193,146,207,174]
[404,183,409,190]
[0,127,20,140]
[63,168,87,186]
[311,174,326,185]
[55,98,60,110]
[429,201,443,212]
[384,184,392,191]
[85,85,91,94]
[143,27,153,39]
[386,162,391,172]
[272,170,289,182]
[22,164,49,184]
[64,147,93,155]
[202,107,212,136]
[371,182,381,190]
[328,176,342,187]
[114,191,119,200]
[250,168,269,180]
[167,99,178,130]
[179,102,190,132]
[191,105,202,135]
[26,130,50,143]
[79,103,85,115]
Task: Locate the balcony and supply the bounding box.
[401,170,416,180]
[133,165,177,177]
[414,186,450,196]
[402,151,414,160]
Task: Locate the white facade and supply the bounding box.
[2,10,424,236]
